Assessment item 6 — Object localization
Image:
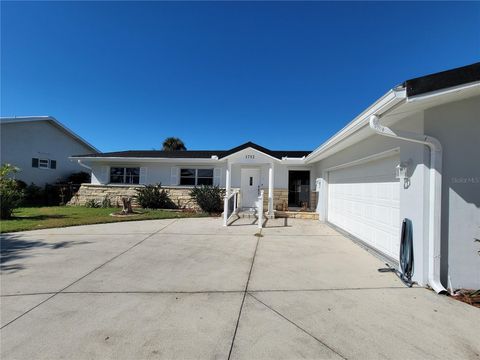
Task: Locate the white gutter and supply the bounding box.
[369,112,447,294]
[70,156,222,164]
[77,160,92,171]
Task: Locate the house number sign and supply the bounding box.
[245,154,255,159]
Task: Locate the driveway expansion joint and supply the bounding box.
[247,292,348,360]
[227,233,260,360]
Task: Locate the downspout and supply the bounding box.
[369,114,446,293]
[77,160,92,171]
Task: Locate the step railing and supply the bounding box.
[256,190,264,228]
[223,189,240,226]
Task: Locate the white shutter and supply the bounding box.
[139,167,147,185]
[213,168,222,186]
[171,167,179,186]
[101,166,109,184]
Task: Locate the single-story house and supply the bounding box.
[0,116,99,186]
[71,62,480,292]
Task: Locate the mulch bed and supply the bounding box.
[451,290,480,308]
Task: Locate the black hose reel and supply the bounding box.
[378,218,414,287]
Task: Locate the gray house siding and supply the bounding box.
[0,121,95,186]
[424,95,480,289]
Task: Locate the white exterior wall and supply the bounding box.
[90,162,228,187]
[0,121,96,186]
[88,147,317,198]
[315,113,429,285]
[424,95,480,289]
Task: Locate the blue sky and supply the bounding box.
[2,1,479,152]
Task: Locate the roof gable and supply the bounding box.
[0,116,99,153]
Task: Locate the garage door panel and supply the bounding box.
[328,155,400,260]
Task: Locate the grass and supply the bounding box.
[0,206,208,233]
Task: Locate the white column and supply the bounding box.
[268,163,274,215]
[223,161,232,226]
[226,162,231,196]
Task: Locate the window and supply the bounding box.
[32,158,56,170]
[39,159,49,169]
[180,168,214,186]
[110,167,140,184]
[197,169,214,185]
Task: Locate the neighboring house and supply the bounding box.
[72,62,479,291]
[0,116,98,186]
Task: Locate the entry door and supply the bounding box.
[241,168,261,208]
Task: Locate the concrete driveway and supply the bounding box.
[1,217,479,359]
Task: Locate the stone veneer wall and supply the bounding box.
[70,184,318,212]
[262,188,317,211]
[68,184,200,210]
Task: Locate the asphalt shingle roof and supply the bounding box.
[73,141,311,160]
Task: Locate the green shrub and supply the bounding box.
[64,171,91,184]
[85,199,100,208]
[136,184,176,209]
[0,164,25,219]
[190,185,224,214]
[23,183,44,206]
[101,196,112,208]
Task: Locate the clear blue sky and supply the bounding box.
[2,1,479,152]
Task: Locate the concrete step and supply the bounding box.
[275,210,319,220]
[237,208,257,219]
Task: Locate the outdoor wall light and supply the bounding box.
[396,162,409,180]
[396,160,412,188]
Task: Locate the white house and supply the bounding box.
[71,62,480,291]
[0,116,98,186]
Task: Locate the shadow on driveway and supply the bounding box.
[1,234,90,273]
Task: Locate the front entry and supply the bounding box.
[288,170,310,208]
[241,168,261,208]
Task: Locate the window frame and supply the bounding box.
[109,167,140,185]
[179,168,214,186]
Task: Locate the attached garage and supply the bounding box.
[327,154,401,260]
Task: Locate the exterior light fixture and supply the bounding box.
[396,160,412,181]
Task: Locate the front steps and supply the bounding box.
[236,208,274,220]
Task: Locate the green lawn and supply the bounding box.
[0,206,207,233]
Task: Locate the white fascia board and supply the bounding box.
[407,81,480,104]
[305,89,406,164]
[280,158,307,164]
[0,116,100,153]
[69,156,223,164]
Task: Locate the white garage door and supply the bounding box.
[327,155,400,260]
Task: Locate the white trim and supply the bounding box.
[71,156,221,164]
[1,116,99,153]
[407,81,480,103]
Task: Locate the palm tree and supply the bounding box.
[162,137,186,151]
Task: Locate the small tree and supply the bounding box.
[162,137,186,151]
[0,164,25,219]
